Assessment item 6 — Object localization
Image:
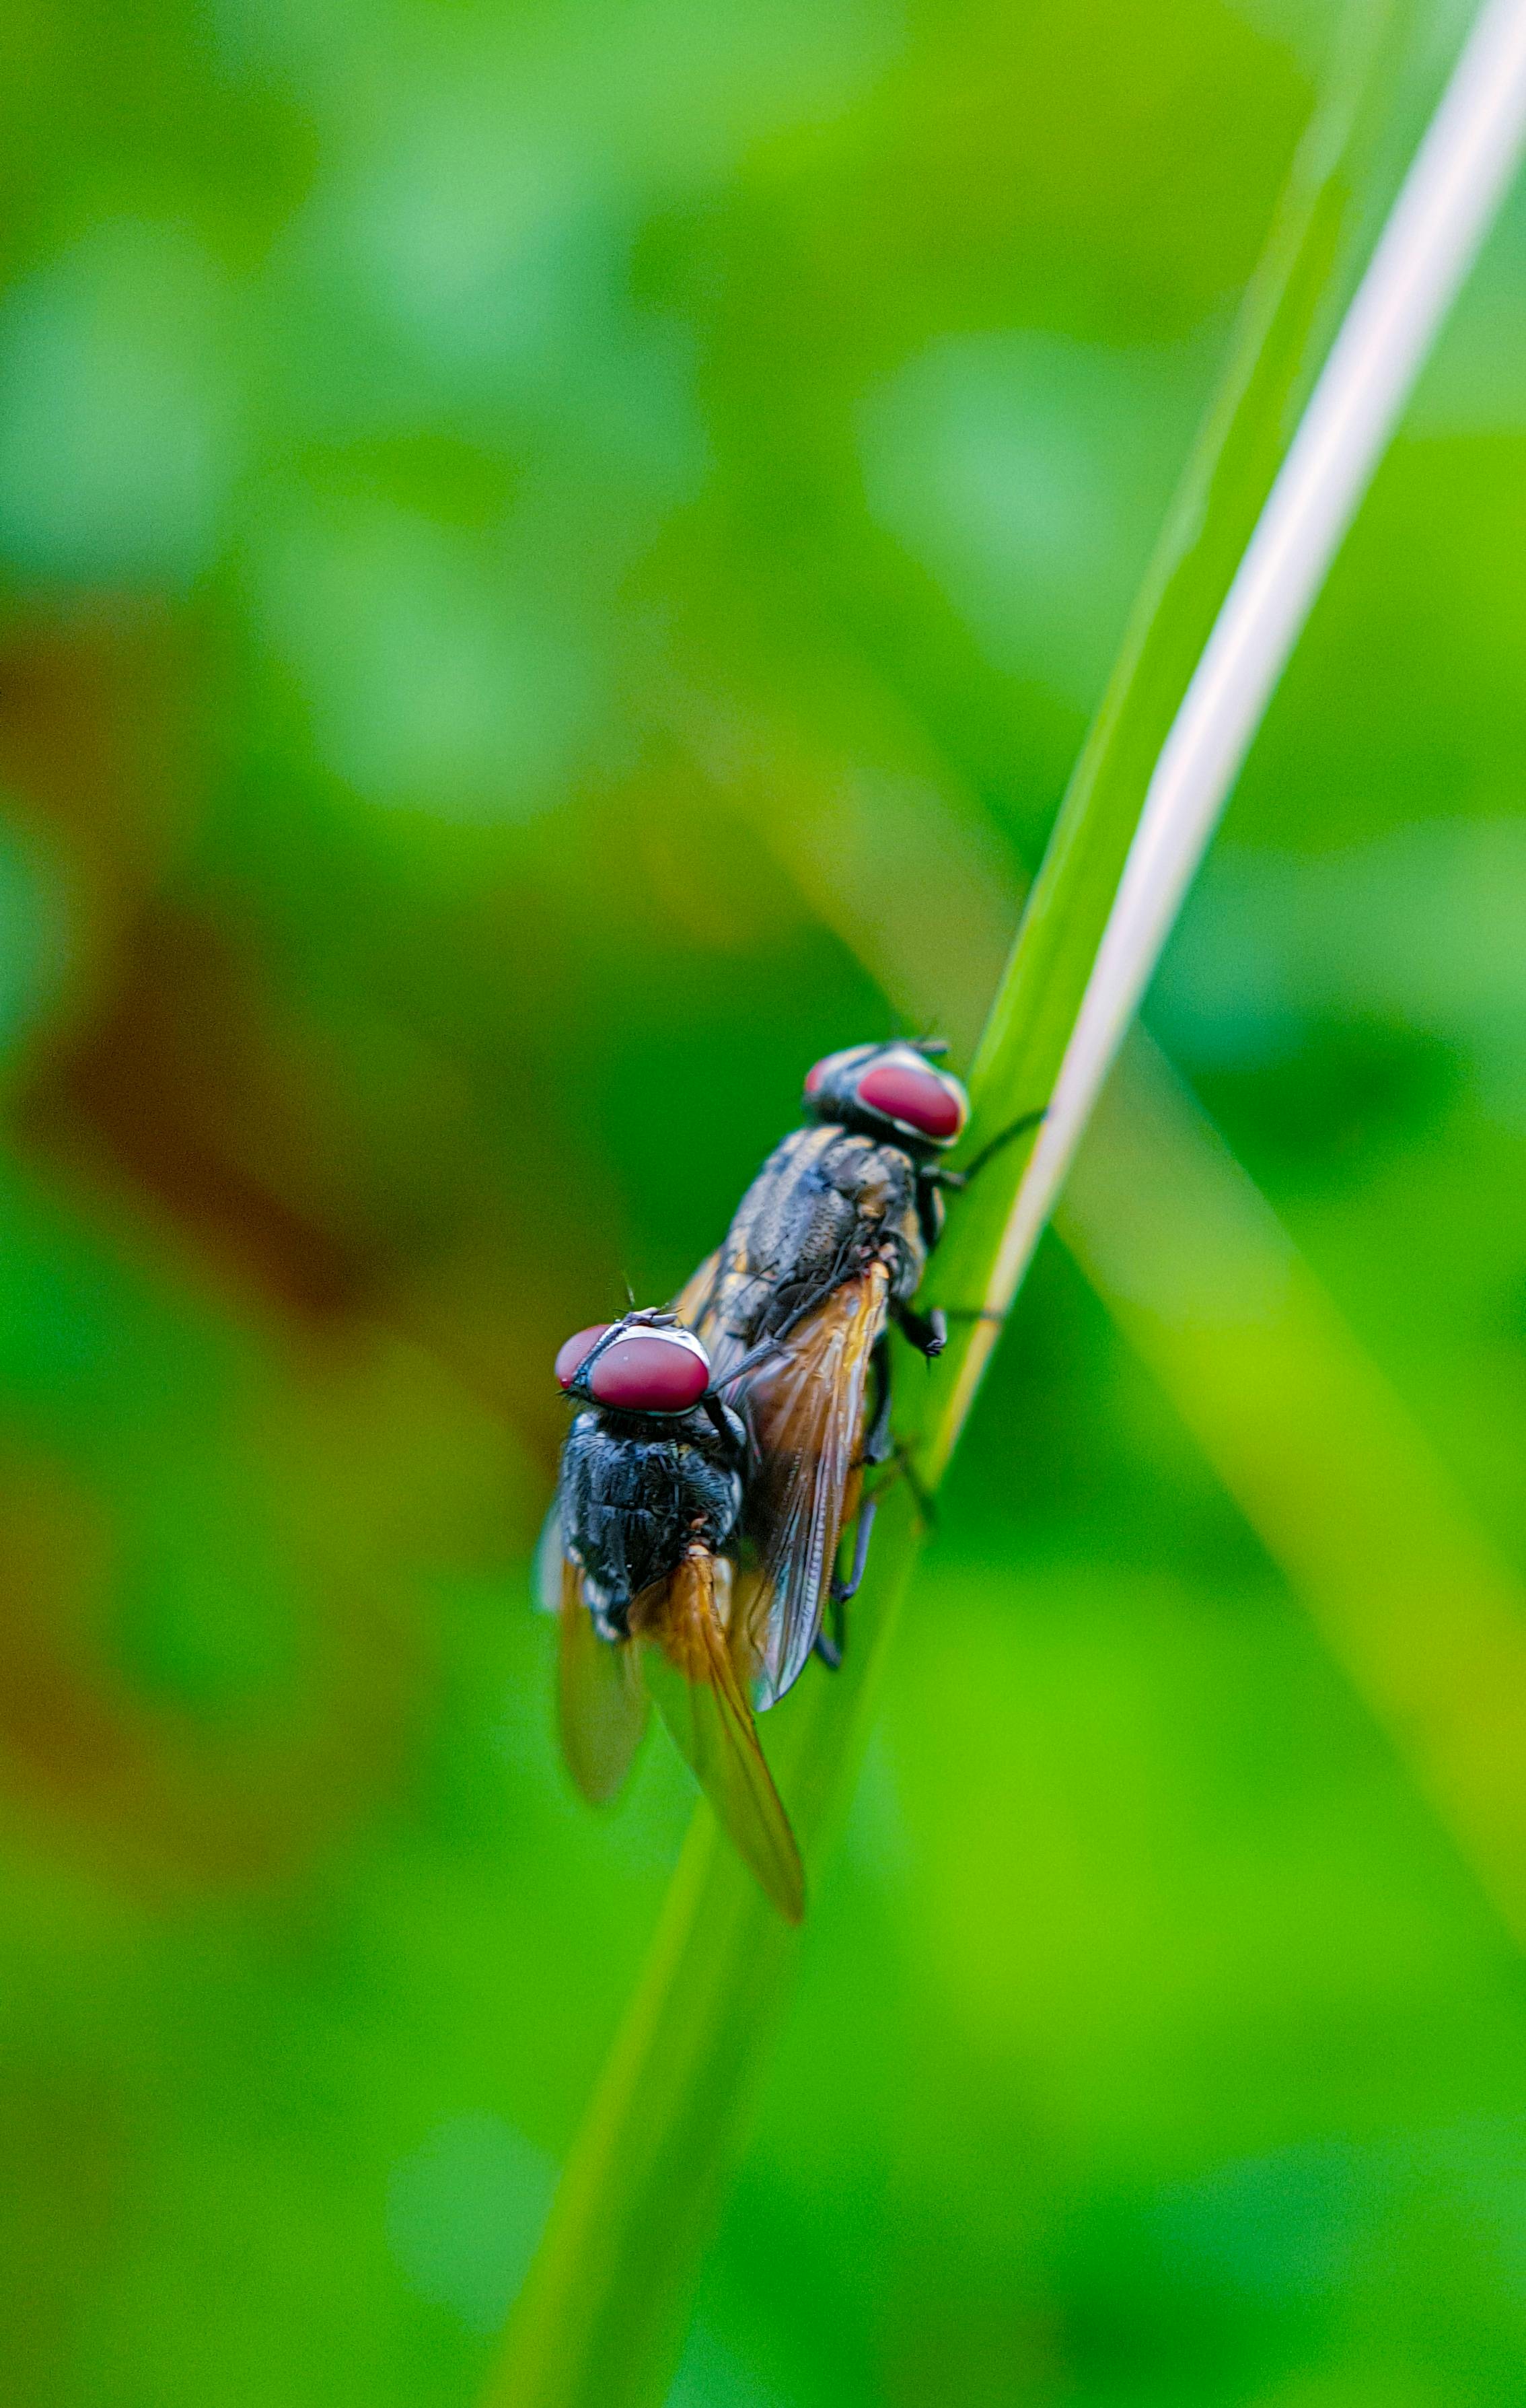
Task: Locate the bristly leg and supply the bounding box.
[831,1496,877,1604]
[702,1392,747,1461]
[864,1335,894,1466]
[894,1300,947,1357]
[869,1440,937,1531]
[929,1104,1046,1193]
[814,1495,879,1669]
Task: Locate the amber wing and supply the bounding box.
[670,1248,723,1339]
[733,1262,889,1711]
[671,1240,780,1387]
[555,1555,650,1806]
[636,1551,805,1922]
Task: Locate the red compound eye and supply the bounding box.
[857,1059,966,1141]
[555,1323,612,1389]
[587,1333,711,1413]
[804,1056,830,1095]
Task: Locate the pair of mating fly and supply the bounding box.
[540,1040,1033,1921]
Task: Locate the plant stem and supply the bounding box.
[486,7,1509,2403]
[490,1491,920,2408]
[928,0,1526,1466]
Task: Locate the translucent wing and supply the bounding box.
[737,1263,889,1710]
[671,1244,770,1387]
[556,1556,650,1806]
[670,1248,723,1335]
[534,1499,566,1614]
[637,1552,805,1923]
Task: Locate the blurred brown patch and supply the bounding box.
[0,1434,435,1897]
[16,900,379,1322]
[0,615,377,1322]
[0,612,188,852]
[0,613,638,1474]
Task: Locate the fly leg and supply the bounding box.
[924,1106,1046,1197]
[813,1617,842,1670]
[815,1339,893,1672]
[832,1496,878,1601]
[894,1300,947,1357]
[889,1444,937,1530]
[815,1495,879,1670]
[702,1392,748,1464]
[857,1436,937,1531]
[814,1392,937,1674]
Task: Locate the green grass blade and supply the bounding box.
[921,0,1523,1478]
[487,10,1496,2403]
[490,1510,919,2407]
[723,735,1526,1956]
[943,0,1526,1446]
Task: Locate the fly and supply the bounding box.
[539,1309,804,1921]
[674,1041,1039,1707]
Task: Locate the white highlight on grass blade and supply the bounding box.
[981,0,1526,1329]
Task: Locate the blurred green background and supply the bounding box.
[4,1,1526,2401]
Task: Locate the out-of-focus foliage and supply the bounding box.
[3,1,1526,2403]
